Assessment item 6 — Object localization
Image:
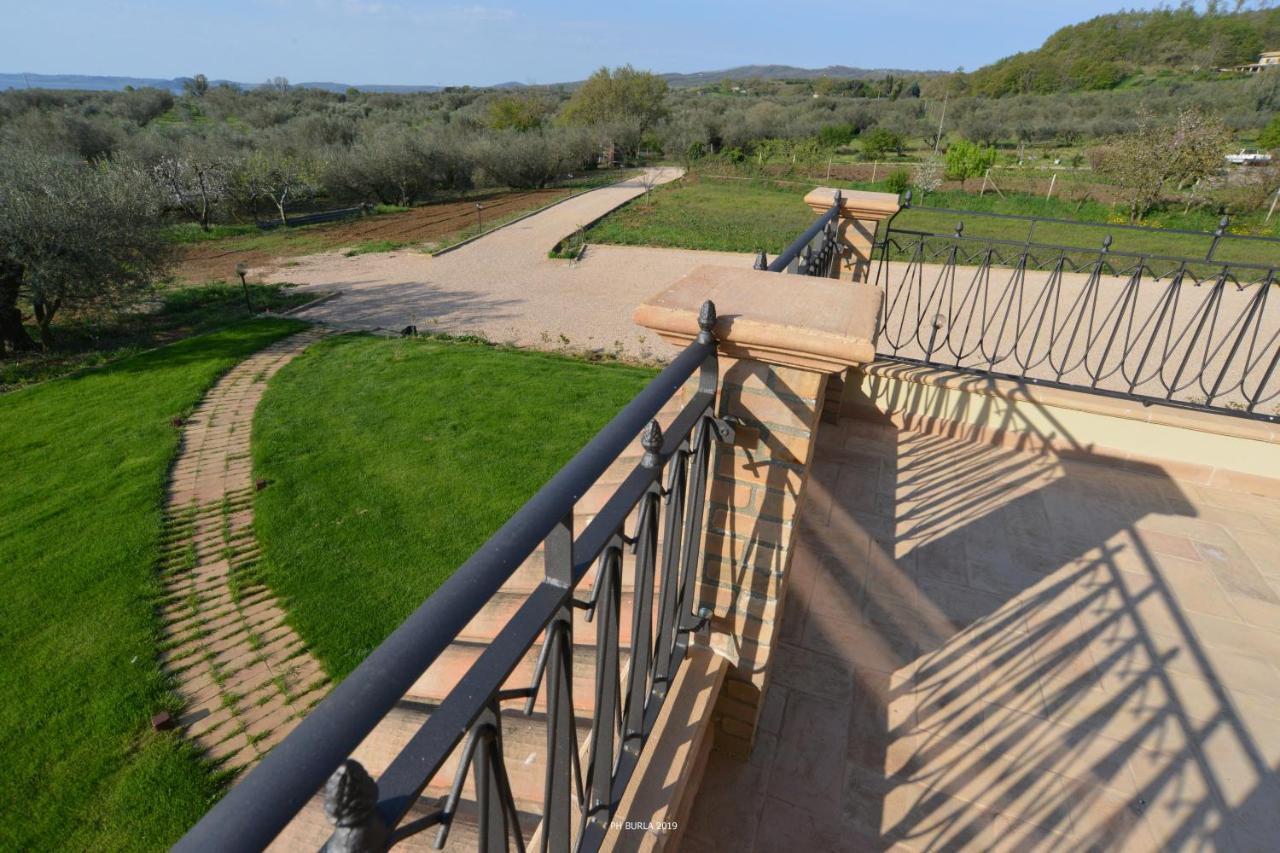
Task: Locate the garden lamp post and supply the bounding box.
[475,202,483,233]
[235,261,254,315]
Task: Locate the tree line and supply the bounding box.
[2,58,1277,356]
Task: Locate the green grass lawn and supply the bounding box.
[2,282,315,393]
[586,176,815,255]
[251,334,656,678]
[0,318,306,851]
[587,174,1280,267]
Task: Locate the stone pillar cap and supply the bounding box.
[633,265,882,373]
[803,186,901,218]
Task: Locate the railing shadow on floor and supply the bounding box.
[684,373,1280,851]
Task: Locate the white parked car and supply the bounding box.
[1225,149,1273,165]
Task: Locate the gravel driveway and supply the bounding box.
[268,168,754,361]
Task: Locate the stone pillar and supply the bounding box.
[803,187,899,422]
[803,187,901,283]
[634,265,882,759]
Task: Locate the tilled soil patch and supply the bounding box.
[177,188,569,283]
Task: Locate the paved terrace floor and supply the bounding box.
[684,414,1280,852]
[270,168,753,360]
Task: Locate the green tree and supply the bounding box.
[943,139,998,188]
[861,127,904,160]
[487,93,553,132]
[0,151,170,352]
[560,65,669,134]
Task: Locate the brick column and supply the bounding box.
[634,265,882,759]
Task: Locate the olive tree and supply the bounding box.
[234,149,321,224]
[470,128,595,189]
[0,151,171,352]
[151,146,230,230]
[1096,108,1233,220]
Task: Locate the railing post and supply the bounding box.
[802,187,900,282]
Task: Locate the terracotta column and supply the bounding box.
[634,265,882,758]
[803,187,901,283]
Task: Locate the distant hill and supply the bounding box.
[660,64,940,87]
[0,72,442,94]
[0,65,932,96]
[962,5,1280,96]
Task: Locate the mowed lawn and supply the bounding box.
[0,318,305,851]
[586,176,816,255]
[588,175,1280,267]
[251,335,657,679]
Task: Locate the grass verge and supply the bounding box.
[252,334,656,678]
[587,173,1280,265]
[1,282,314,393]
[0,318,307,850]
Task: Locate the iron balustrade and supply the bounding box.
[754,190,843,277]
[872,196,1280,421]
[175,302,734,853]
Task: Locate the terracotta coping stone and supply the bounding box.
[857,360,1280,445]
[633,265,883,373]
[802,186,902,219]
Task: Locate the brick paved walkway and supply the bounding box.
[156,327,330,772]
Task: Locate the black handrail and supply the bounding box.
[765,190,841,274]
[175,303,727,852]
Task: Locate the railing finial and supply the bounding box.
[1102,234,1113,253]
[753,251,767,271]
[954,221,964,238]
[697,300,718,344]
[322,759,386,853]
[640,420,663,469]
[902,189,913,208]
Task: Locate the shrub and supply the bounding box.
[885,168,912,195]
[944,140,997,188]
[1259,114,1280,151]
[818,123,857,148]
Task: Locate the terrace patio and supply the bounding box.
[682,405,1280,851]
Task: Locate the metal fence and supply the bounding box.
[175,303,733,852]
[257,204,370,230]
[871,198,1280,421]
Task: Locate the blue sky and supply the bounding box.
[5,1,1173,86]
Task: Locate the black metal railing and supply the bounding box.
[871,197,1280,421]
[175,302,734,852]
[753,190,843,277]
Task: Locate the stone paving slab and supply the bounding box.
[684,414,1280,853]
[157,327,330,774]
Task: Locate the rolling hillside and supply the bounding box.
[961,5,1280,97]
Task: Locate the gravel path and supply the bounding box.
[268,168,754,360]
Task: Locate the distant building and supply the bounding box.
[1223,50,1280,73]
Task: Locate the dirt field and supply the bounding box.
[177,188,571,283]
